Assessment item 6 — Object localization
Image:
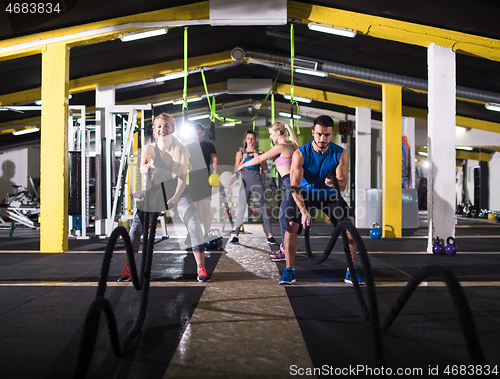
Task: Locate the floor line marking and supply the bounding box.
[2,280,500,288]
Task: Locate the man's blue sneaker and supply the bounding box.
[345,267,365,285]
[279,267,296,285]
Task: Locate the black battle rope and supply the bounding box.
[75,211,158,379]
[381,265,485,365]
[303,222,486,366]
[305,221,383,365]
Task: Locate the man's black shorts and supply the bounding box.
[286,194,354,234]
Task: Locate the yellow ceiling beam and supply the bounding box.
[0,117,40,135]
[116,82,228,105]
[456,150,491,162]
[70,51,234,93]
[288,1,500,62]
[0,2,209,61]
[275,83,500,133]
[456,116,500,134]
[274,83,383,111]
[0,51,234,106]
[0,88,43,107]
[0,83,228,135]
[3,80,500,136]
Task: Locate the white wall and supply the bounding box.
[414,118,428,146]
[489,152,500,210]
[466,159,479,205]
[0,148,28,202]
[28,146,40,181]
[456,127,500,147]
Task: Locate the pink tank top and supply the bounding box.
[272,140,295,167]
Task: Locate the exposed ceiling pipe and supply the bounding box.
[232,47,500,104]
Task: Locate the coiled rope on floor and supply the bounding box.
[304,221,486,366]
[74,211,158,379]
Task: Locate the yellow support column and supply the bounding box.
[382,84,402,238]
[40,43,70,252]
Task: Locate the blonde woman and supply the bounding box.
[238,123,299,261]
[118,113,209,282]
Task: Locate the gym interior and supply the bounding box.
[1,1,500,378]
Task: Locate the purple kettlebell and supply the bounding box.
[432,237,444,255]
[445,236,457,255]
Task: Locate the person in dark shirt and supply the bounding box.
[187,123,219,239]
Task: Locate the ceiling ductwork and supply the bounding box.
[231,47,500,104]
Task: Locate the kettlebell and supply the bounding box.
[445,236,457,255]
[370,223,382,239]
[488,212,496,220]
[208,171,220,187]
[432,236,444,255]
[204,229,223,250]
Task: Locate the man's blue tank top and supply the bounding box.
[299,141,344,199]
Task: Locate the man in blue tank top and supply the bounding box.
[279,115,365,286]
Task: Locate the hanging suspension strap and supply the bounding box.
[200,69,242,127]
[200,70,216,141]
[182,27,189,124]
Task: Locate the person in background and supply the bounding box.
[187,123,219,240]
[229,130,277,246]
[237,122,299,261]
[118,113,210,283]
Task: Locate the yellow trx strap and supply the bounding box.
[200,70,242,126]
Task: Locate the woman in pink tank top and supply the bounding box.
[238,122,299,260]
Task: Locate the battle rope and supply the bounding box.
[305,221,382,364]
[381,265,485,365]
[74,211,158,379]
[303,221,486,366]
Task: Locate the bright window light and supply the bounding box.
[119,28,167,42]
[283,94,312,103]
[279,112,301,119]
[155,72,185,82]
[13,127,40,136]
[307,23,357,38]
[295,68,328,77]
[188,114,211,121]
[485,102,500,112]
[176,124,194,140]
